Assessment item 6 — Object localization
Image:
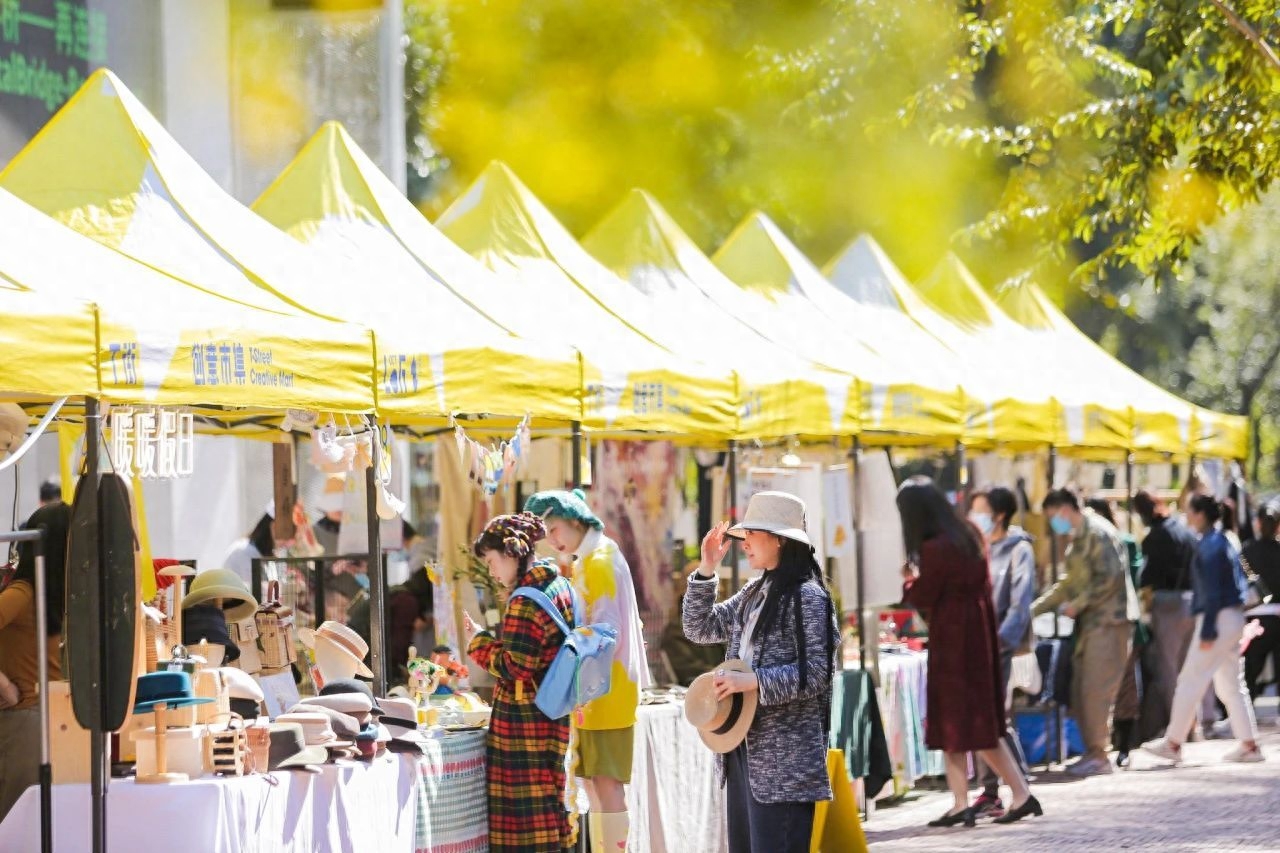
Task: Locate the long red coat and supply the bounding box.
[904,533,1004,753]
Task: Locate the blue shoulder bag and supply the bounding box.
[508,583,618,721]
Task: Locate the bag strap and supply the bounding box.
[509,585,574,638]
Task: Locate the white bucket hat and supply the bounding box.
[727,491,810,546]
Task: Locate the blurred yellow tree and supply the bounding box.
[410,0,1005,275]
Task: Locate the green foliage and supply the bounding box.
[404,0,451,203]
[1082,187,1280,484]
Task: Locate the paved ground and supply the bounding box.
[863,703,1280,851]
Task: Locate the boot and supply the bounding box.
[1114,719,1134,768]
[592,811,629,853]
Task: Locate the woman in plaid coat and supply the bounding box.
[465,513,576,852]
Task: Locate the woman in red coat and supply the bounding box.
[897,477,1041,828]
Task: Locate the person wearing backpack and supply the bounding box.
[463,513,577,852]
[683,491,839,853]
[524,489,649,853]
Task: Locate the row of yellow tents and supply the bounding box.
[0,70,1247,460]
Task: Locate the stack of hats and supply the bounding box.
[266,723,328,772]
[379,697,432,753]
[220,667,266,719]
[275,711,356,760]
[299,678,389,759]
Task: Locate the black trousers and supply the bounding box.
[1245,615,1280,699]
[725,744,815,853]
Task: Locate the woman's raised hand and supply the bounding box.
[700,521,733,573]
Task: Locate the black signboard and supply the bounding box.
[0,0,106,152]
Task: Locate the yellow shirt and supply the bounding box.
[571,530,650,729]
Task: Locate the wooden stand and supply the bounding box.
[135,703,188,785]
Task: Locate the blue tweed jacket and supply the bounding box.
[682,572,838,803]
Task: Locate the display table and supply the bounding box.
[0,753,419,853]
[413,729,488,853]
[629,702,726,853]
[0,729,490,853]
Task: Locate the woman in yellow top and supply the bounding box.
[525,489,649,853]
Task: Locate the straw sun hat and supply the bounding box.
[298,621,374,679]
[683,660,758,753]
[726,491,811,546]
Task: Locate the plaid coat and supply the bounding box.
[468,560,575,852]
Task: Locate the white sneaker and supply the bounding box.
[1224,744,1265,763]
[1142,739,1182,764]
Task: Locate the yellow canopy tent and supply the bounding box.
[251,122,583,428]
[829,242,1063,452]
[0,69,377,419]
[583,190,858,440]
[711,213,964,445]
[0,187,377,423]
[0,284,98,401]
[437,163,739,441]
[1192,408,1249,461]
[994,281,1206,460]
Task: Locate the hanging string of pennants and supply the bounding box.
[454,415,532,496]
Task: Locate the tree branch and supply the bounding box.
[1208,0,1280,73]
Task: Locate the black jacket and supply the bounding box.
[1138,515,1198,592]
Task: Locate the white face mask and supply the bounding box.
[969,512,994,536]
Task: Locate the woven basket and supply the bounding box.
[203,712,249,776]
[255,580,297,670]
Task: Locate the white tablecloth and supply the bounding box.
[629,703,727,853]
[0,754,419,853]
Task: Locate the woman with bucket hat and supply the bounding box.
[523,488,648,853]
[462,513,577,852]
[682,491,839,853]
[897,477,1041,827]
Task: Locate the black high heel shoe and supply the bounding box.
[928,807,976,828]
[994,795,1043,824]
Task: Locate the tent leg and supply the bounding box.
[570,421,583,489]
[1048,446,1059,638]
[367,437,386,695]
[1125,453,1135,535]
[850,437,866,671]
[956,441,969,508]
[727,440,739,591]
[85,397,107,853]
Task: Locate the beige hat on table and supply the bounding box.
[727,491,811,546]
[684,659,758,754]
[182,569,258,621]
[298,621,374,679]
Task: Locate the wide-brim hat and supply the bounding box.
[524,489,604,530]
[132,671,216,714]
[182,569,258,622]
[275,712,355,752]
[381,716,431,744]
[684,660,758,754]
[319,678,385,716]
[267,723,328,772]
[727,491,811,546]
[298,622,373,679]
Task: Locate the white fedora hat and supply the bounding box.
[727,491,810,546]
[683,659,758,754]
[299,621,373,679]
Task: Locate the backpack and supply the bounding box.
[509,583,618,721]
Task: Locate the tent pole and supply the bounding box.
[85,397,106,853]
[956,441,969,510]
[1048,445,1060,640]
[850,437,866,671]
[727,440,740,591]
[1125,452,1135,535]
[570,421,583,489]
[366,436,386,696]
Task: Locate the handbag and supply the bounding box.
[1241,554,1273,609]
[508,583,618,721]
